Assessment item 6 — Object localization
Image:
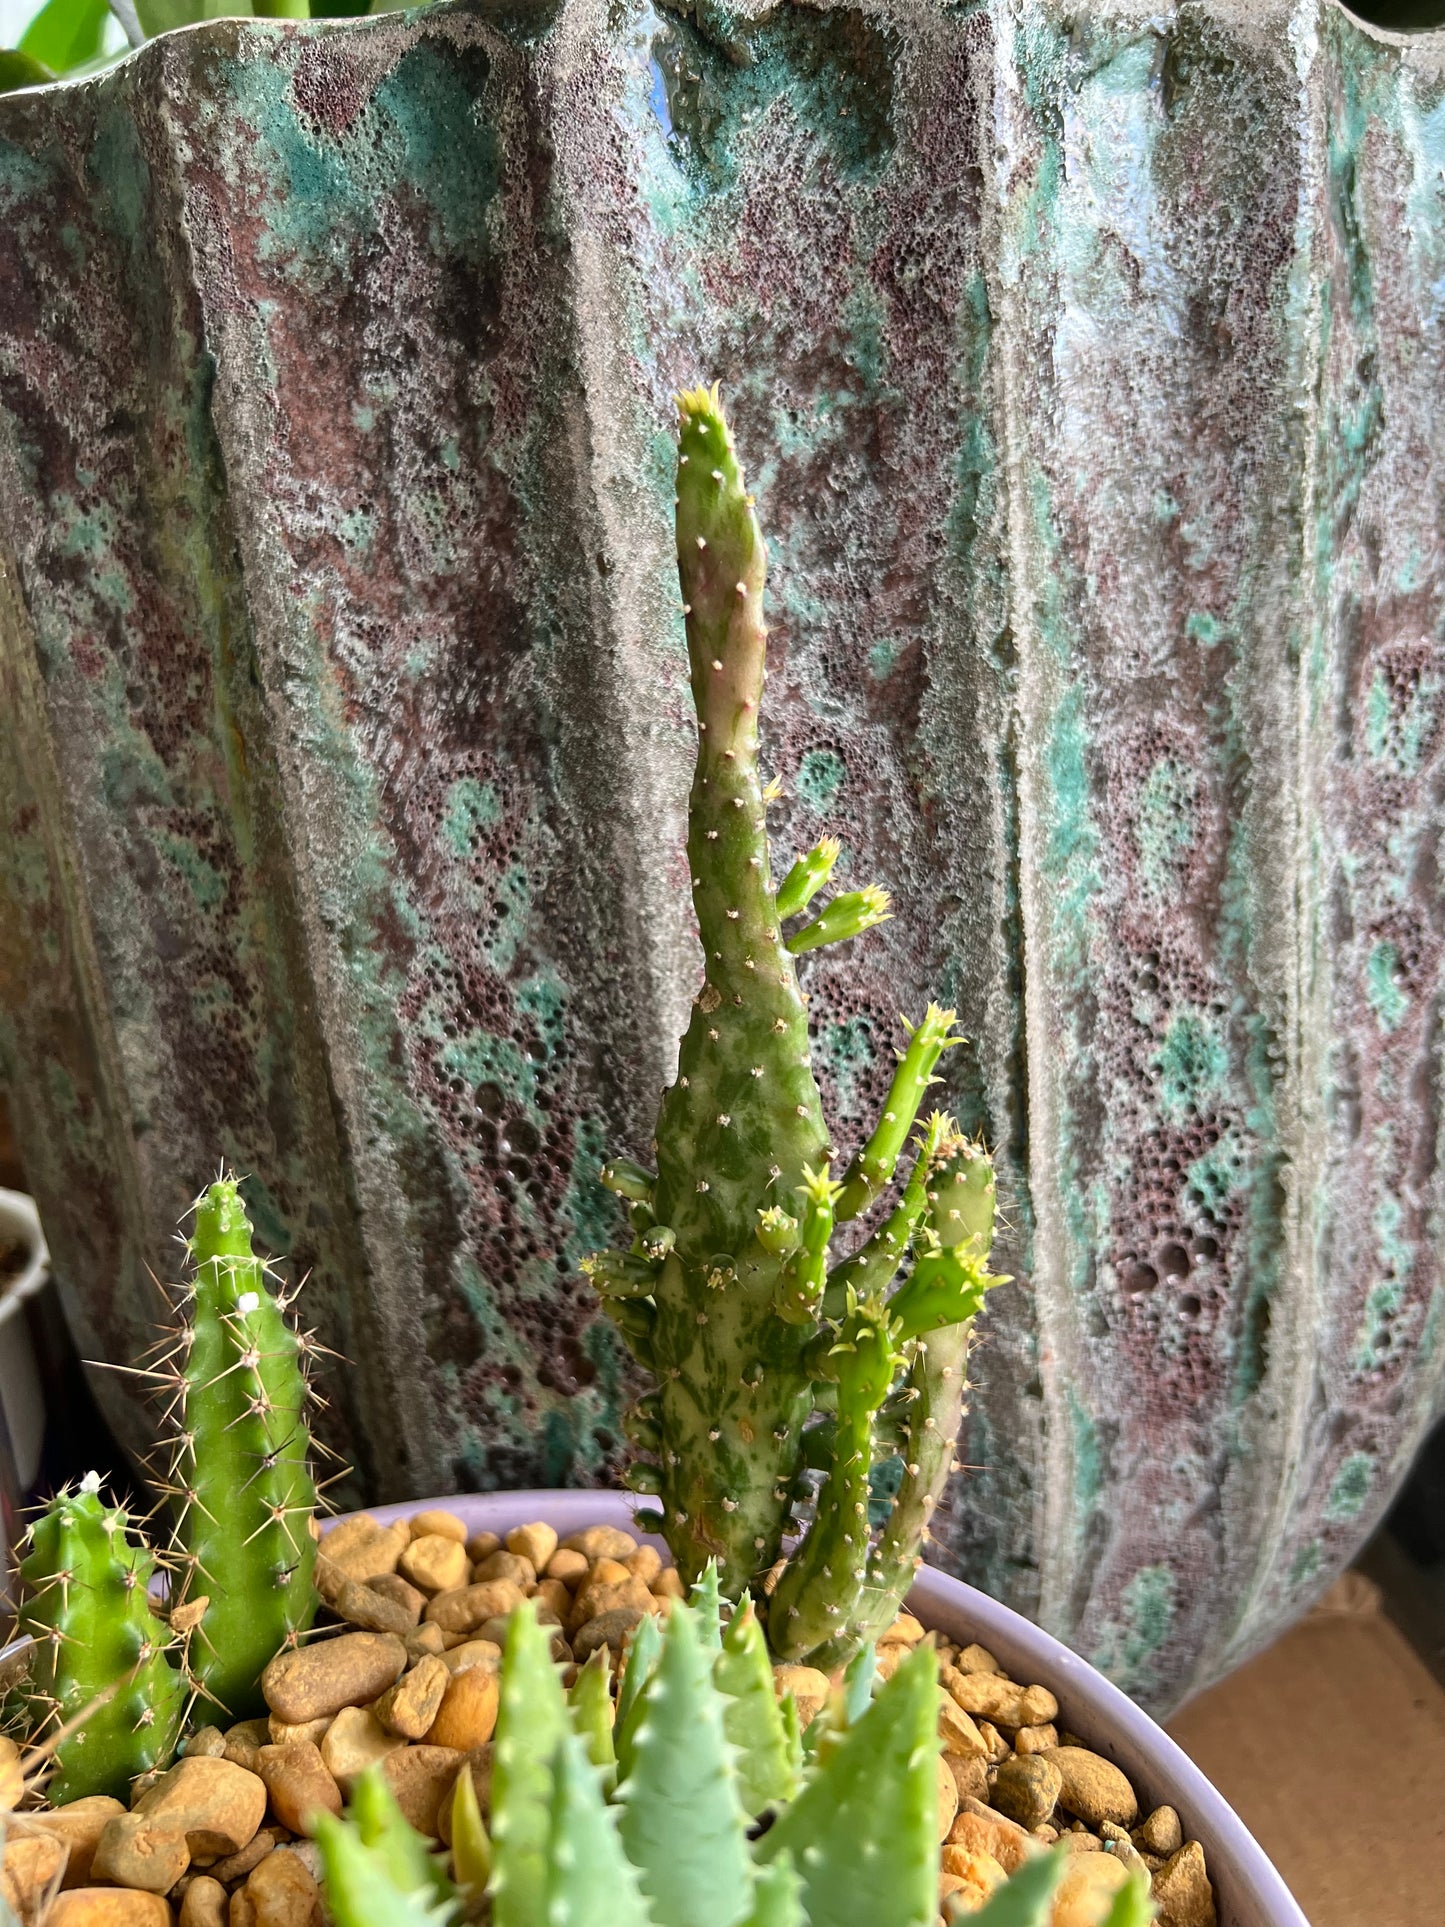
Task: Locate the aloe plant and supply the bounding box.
[315,1597,1156,1927]
[584,386,1006,1666]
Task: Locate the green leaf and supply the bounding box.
[134,0,254,35]
[689,1561,724,1650]
[615,1603,754,1927]
[449,1768,491,1900]
[491,1603,571,1927]
[1100,1869,1156,1927]
[962,1853,1070,1927]
[569,1645,617,1791]
[743,1854,804,1927]
[713,1598,797,1818]
[759,1643,939,1927]
[841,1640,877,1722]
[312,1813,456,1927]
[0,47,54,90]
[19,0,105,72]
[543,1732,654,1927]
[348,1766,453,1903]
[615,1608,663,1779]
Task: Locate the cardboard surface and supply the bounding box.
[1167,1576,1445,1927]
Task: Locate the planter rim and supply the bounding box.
[357,1489,1309,1927]
[0,1189,49,1325]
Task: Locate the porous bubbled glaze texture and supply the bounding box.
[0,0,1442,1708]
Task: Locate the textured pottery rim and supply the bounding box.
[0,1189,49,1325]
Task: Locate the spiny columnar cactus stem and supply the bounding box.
[16,1475,185,1801]
[586,386,1007,1666]
[167,1178,318,1721]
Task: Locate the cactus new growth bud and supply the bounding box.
[586,386,1007,1666]
[167,1177,319,1720]
[16,1478,186,1802]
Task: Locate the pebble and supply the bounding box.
[1100,1822,1152,1881]
[262,1633,407,1724]
[505,1523,558,1572]
[651,1568,686,1600]
[953,1644,1000,1675]
[1043,1748,1139,1831]
[255,1747,341,1837]
[938,1697,990,1758]
[533,1578,572,1620]
[399,1536,469,1596]
[559,1526,636,1562]
[424,1667,500,1752]
[320,1709,404,1792]
[989,1754,1062,1830]
[49,1892,173,1927]
[946,1799,1033,1876]
[941,1753,989,1806]
[1152,1840,1217,1927]
[936,1759,959,1842]
[441,1639,502,1676]
[374,1655,450,1740]
[423,1581,525,1635]
[91,1818,189,1895]
[381,1747,463,1838]
[949,1672,1059,1731]
[221,1726,269,1776]
[1135,1805,1183,1856]
[976,1721,1011,1764]
[318,1517,410,1584]
[1051,1852,1130,1927]
[335,1581,416,1637]
[543,1548,588,1588]
[463,1533,500,1565]
[627,1545,662,1587]
[474,1551,536,1592]
[884,1613,926,1646]
[178,1876,226,1927]
[206,1830,286,1887]
[367,1574,427,1621]
[33,1797,125,1889]
[404,1624,447,1662]
[938,1845,1007,1913]
[574,1608,647,1661]
[134,1759,268,1860]
[266,1719,330,1750]
[182,1733,226,1762]
[1012,1722,1058,1755]
[410,1511,468,1545]
[233,1849,319,1927]
[2,1829,68,1916]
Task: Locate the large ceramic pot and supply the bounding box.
[2,0,1444,1708]
[350,1488,1310,1927]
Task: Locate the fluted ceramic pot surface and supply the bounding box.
[1,0,1442,1710]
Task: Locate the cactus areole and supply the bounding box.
[586,389,1005,1667]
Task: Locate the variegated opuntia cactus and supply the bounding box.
[163,1176,319,1720]
[583,386,1007,1666]
[316,1597,1154,1927]
[15,1475,186,1801]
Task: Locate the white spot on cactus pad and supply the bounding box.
[236,1292,261,1314]
[80,1469,102,1495]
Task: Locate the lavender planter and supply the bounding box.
[351,1488,1309,1927]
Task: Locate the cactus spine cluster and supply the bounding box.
[317,1594,1153,1927]
[164,1178,319,1719]
[15,1475,186,1802]
[585,386,1005,1665]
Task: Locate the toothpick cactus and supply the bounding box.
[15,1476,186,1802]
[165,1177,319,1720]
[584,386,1006,1665]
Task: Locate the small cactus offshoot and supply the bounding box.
[315,1598,1155,1927]
[15,1475,186,1802]
[584,386,1007,1665]
[165,1177,319,1720]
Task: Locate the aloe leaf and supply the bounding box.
[569,1645,617,1790]
[312,1812,457,1927]
[743,1854,804,1927]
[449,1767,491,1900]
[544,1731,653,1927]
[713,1598,796,1817]
[758,1643,938,1927]
[615,1609,664,1780]
[689,1561,724,1651]
[615,1603,754,1927]
[349,1766,454,1902]
[490,1603,570,1927]
[1099,1870,1156,1927]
